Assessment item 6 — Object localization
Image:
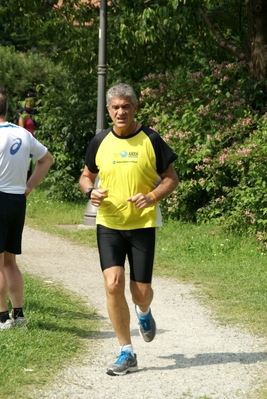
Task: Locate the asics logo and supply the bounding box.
[10,138,22,155]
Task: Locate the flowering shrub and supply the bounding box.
[138,61,267,247]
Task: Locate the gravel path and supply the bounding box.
[19,226,267,399]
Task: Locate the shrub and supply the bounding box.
[137,61,267,247]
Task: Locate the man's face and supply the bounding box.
[107,96,137,129]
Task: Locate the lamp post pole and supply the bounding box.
[84,0,107,226]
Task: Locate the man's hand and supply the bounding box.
[91,189,108,207]
[127,193,155,209]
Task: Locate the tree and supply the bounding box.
[1,0,267,205]
[199,0,267,80]
[2,1,267,81]
[245,0,267,79]
[107,0,267,80]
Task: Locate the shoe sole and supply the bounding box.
[106,365,138,376]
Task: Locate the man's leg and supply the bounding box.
[0,252,15,329]
[130,280,154,312]
[3,251,24,309]
[0,252,8,311]
[103,266,131,345]
[104,266,138,376]
[130,281,156,343]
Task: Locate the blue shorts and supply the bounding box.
[0,191,26,254]
[96,225,156,283]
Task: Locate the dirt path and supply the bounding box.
[19,226,267,399]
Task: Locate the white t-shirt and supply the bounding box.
[0,122,48,194]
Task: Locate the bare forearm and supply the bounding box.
[25,152,53,196]
[79,167,97,195]
[152,176,178,202]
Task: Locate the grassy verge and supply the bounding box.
[155,221,267,336]
[24,189,267,398]
[1,274,101,399]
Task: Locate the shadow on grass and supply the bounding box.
[23,300,106,338]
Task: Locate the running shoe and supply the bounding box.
[14,317,27,328]
[10,312,28,328]
[0,319,15,330]
[135,305,156,342]
[106,350,138,376]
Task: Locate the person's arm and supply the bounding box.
[79,165,107,207]
[79,165,97,194]
[151,163,179,202]
[25,151,53,197]
[128,163,179,209]
[18,116,25,128]
[18,110,28,128]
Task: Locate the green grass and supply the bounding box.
[155,220,267,337]
[26,189,97,246]
[23,189,267,399]
[1,274,101,399]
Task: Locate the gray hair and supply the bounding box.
[106,83,138,106]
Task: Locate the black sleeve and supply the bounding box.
[142,126,178,174]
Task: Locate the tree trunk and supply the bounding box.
[246,0,267,79]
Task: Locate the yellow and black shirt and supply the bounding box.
[85,125,177,230]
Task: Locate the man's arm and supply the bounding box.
[128,163,178,209]
[79,166,107,207]
[79,165,97,195]
[153,163,179,201]
[25,151,53,197]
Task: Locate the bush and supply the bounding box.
[137,61,267,248]
[35,73,98,202]
[0,45,65,122]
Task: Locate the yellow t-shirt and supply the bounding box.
[85,125,177,230]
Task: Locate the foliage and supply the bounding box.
[0,45,66,121]
[1,1,248,84]
[0,44,97,202]
[0,0,98,59]
[137,60,267,246]
[107,0,247,83]
[1,0,267,235]
[34,65,98,202]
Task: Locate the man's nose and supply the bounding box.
[118,107,125,114]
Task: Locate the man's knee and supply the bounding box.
[131,283,153,305]
[104,268,125,296]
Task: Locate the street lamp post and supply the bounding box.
[84,0,107,226]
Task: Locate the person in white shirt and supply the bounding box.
[0,93,53,330]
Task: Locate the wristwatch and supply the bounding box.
[85,187,94,199]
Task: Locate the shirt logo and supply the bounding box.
[10,138,22,155]
[112,150,139,164]
[119,151,138,159]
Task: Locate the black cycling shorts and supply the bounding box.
[0,191,26,254]
[96,224,156,283]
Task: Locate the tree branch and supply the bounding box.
[199,5,246,61]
